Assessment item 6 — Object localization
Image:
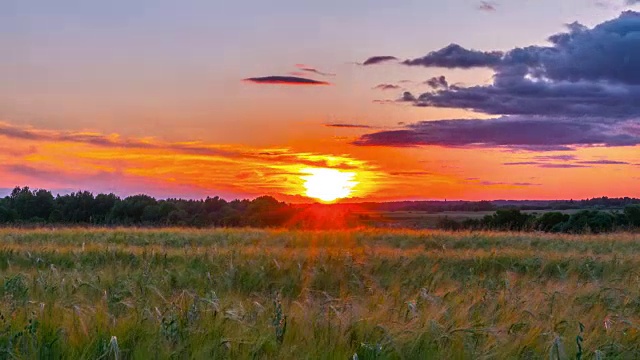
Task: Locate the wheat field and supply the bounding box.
[0,228,639,359]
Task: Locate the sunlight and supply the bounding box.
[300,168,358,202]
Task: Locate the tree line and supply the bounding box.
[437,207,640,234]
[1,186,639,233]
[0,187,295,227]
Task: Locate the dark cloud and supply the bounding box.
[504,155,628,168]
[504,145,576,152]
[353,117,640,148]
[478,1,497,11]
[373,84,401,90]
[403,12,640,118]
[504,162,591,168]
[324,123,374,129]
[538,163,591,168]
[627,0,640,5]
[533,155,577,161]
[361,56,398,65]
[403,44,503,68]
[365,12,640,151]
[577,159,630,164]
[295,64,336,77]
[243,76,330,85]
[425,76,449,89]
[401,91,417,102]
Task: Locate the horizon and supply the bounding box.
[0,185,637,205]
[1,1,639,202]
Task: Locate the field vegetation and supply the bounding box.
[1,228,639,358]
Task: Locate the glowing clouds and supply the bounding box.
[300,168,358,202]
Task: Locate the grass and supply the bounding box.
[0,228,639,359]
[360,209,615,229]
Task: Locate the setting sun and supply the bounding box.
[301,168,358,202]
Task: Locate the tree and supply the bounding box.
[625,205,640,227]
[536,212,570,232]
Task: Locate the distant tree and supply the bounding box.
[535,212,570,232]
[625,205,640,228]
[9,187,54,222]
[483,209,533,231]
[436,217,461,231]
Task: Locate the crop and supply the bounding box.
[0,228,639,358]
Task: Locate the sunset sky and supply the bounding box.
[1,0,639,202]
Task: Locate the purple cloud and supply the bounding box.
[403,44,503,68]
[362,11,640,151]
[325,123,374,129]
[478,1,498,11]
[538,163,591,168]
[373,84,401,90]
[354,117,640,148]
[402,12,640,118]
[533,155,577,161]
[295,64,336,76]
[577,159,630,164]
[361,56,398,65]
[425,76,449,89]
[243,76,330,85]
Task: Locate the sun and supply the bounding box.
[300,168,358,202]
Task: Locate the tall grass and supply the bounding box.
[0,228,639,358]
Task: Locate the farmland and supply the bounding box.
[1,228,640,359]
[355,209,592,229]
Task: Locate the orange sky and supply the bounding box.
[1,2,639,201]
[1,121,637,201]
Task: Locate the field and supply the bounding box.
[357,209,593,229]
[1,228,640,359]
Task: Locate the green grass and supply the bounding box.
[0,228,639,359]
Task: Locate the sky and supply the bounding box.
[1,0,639,202]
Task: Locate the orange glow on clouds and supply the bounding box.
[0,121,638,201]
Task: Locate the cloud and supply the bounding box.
[403,44,503,68]
[504,162,591,168]
[627,0,640,5]
[353,117,640,148]
[361,56,398,65]
[466,178,541,186]
[372,99,397,105]
[478,1,497,11]
[402,12,640,117]
[538,163,591,168]
[533,155,577,161]
[295,64,336,77]
[364,11,640,151]
[503,155,629,168]
[373,84,401,90]
[425,76,449,89]
[0,121,371,171]
[503,162,541,166]
[243,76,330,85]
[577,159,630,164]
[0,121,384,200]
[388,171,435,176]
[324,123,374,129]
